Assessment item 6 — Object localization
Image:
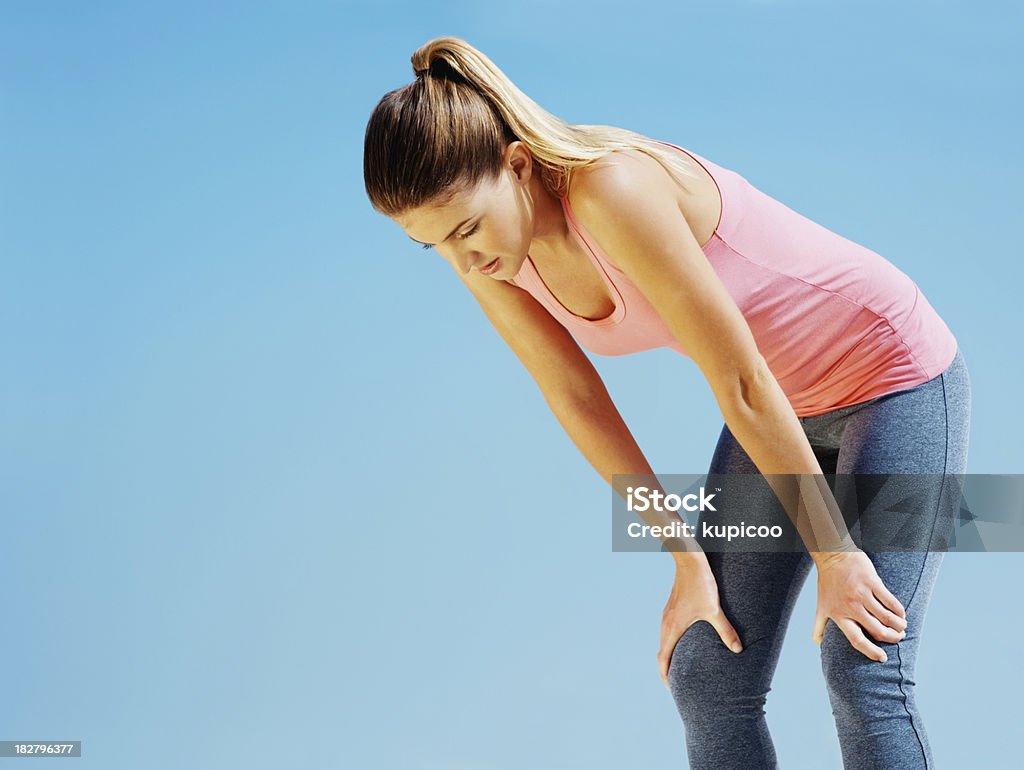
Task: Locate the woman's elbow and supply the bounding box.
[713,356,776,415]
[741,360,774,410]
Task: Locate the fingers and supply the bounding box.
[872,580,907,619]
[708,609,743,654]
[657,641,674,686]
[837,617,887,663]
[658,622,687,685]
[856,607,906,644]
[865,593,908,633]
[812,612,827,645]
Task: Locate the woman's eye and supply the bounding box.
[419,222,479,251]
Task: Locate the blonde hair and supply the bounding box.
[363,36,702,217]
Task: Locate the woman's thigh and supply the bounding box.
[816,350,971,762]
[832,348,972,551]
[668,423,814,701]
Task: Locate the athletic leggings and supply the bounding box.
[667,347,971,770]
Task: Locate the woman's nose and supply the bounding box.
[459,250,482,275]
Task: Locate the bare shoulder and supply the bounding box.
[567,149,677,215]
[568,147,721,251]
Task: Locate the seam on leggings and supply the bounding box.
[894,368,949,770]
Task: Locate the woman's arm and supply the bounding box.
[455,265,706,562]
[457,265,745,676]
[567,152,855,559]
[568,151,909,664]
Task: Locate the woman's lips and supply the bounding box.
[480,257,500,275]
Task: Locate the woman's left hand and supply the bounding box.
[812,550,908,662]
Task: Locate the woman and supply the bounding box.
[362,36,970,770]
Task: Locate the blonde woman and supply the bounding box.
[363,37,969,770]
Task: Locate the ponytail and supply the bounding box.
[364,36,701,217]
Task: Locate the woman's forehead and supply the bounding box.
[396,180,495,240]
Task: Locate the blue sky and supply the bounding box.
[2,1,1021,768]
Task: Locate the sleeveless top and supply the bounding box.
[507,141,958,418]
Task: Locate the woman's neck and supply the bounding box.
[527,174,571,254]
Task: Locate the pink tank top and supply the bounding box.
[508,141,958,418]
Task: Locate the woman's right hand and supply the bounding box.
[658,553,744,688]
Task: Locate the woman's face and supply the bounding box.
[393,143,540,281]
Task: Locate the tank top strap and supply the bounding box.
[557,196,627,323]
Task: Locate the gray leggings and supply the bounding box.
[668,347,971,770]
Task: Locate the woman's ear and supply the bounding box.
[504,141,533,186]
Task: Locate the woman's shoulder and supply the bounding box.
[566,150,676,224]
[567,147,721,249]
[568,147,667,196]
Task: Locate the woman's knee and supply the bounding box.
[819,621,914,725]
[668,621,768,721]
